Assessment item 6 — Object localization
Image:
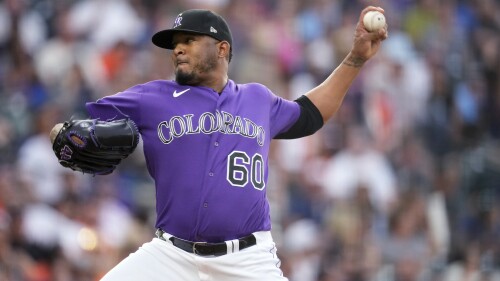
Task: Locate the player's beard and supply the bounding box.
[175,53,218,86]
[175,70,196,85]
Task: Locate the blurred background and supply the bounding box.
[0,0,499,280]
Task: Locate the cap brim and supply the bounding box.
[152,29,211,49]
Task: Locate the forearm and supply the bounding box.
[305,52,364,123]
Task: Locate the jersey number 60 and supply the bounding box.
[227,151,265,190]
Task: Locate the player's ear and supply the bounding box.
[218,41,230,59]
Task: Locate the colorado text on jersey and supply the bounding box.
[157,110,265,146]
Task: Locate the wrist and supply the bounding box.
[342,53,366,68]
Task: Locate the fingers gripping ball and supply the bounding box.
[52,118,140,175]
[363,11,386,32]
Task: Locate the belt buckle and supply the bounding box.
[155,229,163,239]
[192,242,207,256]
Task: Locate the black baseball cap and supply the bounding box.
[152,9,233,50]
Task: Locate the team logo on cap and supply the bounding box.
[173,14,182,28]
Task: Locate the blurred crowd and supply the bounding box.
[0,0,499,280]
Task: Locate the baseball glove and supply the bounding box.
[52,118,139,175]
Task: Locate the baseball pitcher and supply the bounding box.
[50,6,387,281]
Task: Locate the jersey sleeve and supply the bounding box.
[274,95,324,139]
[268,88,301,138]
[85,84,143,124]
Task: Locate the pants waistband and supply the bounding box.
[155,229,260,257]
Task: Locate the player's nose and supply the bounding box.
[173,43,185,56]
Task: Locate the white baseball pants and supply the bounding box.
[100,231,288,281]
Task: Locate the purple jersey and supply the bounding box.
[86,79,300,242]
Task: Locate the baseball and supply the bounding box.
[363,11,386,32]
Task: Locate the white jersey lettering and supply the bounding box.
[157,110,265,146]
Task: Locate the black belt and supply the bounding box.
[156,229,257,257]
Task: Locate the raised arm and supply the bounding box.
[306,6,388,123]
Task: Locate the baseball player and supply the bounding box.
[50,6,387,281]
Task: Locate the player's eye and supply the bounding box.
[172,37,194,47]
